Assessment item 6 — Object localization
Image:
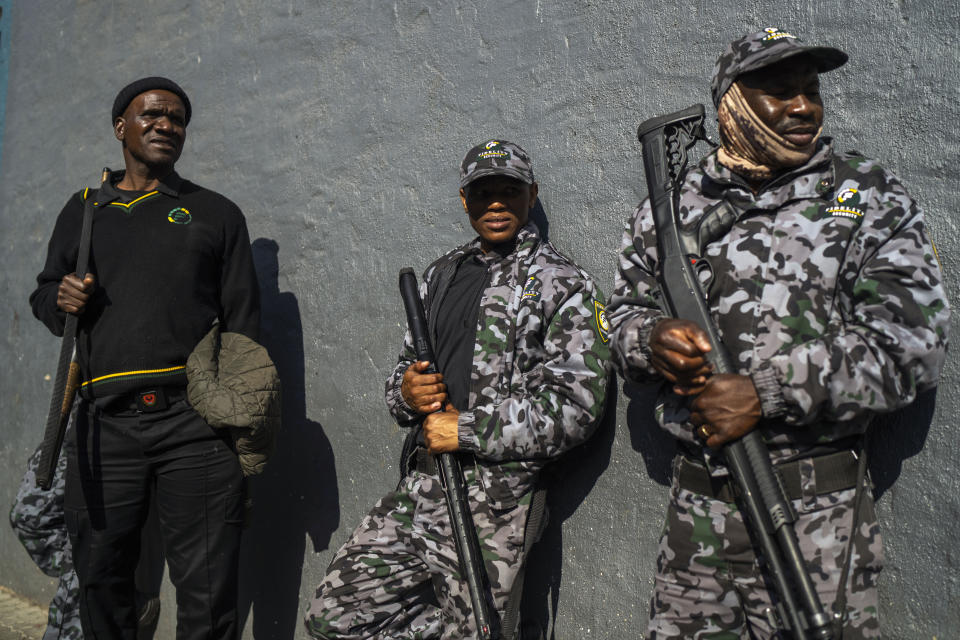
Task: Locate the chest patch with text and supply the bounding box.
[825,187,865,221]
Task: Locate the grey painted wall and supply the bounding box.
[1,1,957,638]
[0,0,11,170]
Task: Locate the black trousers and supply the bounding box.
[65,398,244,640]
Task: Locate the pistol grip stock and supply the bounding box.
[637,104,705,141]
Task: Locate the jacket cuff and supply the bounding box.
[457,410,480,452]
[637,314,664,362]
[389,379,419,423]
[751,364,787,418]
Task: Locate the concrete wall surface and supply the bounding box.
[1,1,957,638]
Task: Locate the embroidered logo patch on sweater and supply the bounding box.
[167,207,193,224]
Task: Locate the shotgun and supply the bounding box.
[637,105,833,639]
[37,167,110,490]
[398,267,497,640]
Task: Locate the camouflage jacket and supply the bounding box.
[386,222,611,509]
[608,140,949,467]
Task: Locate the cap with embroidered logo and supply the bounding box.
[459,140,534,188]
[711,27,847,107]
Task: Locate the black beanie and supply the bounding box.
[111,77,192,125]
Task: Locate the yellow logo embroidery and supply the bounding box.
[837,188,858,203]
[826,186,864,220]
[762,27,798,41]
[478,140,509,160]
[594,300,610,343]
[167,207,192,224]
[521,276,540,300]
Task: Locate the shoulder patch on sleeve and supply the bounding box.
[593,300,610,343]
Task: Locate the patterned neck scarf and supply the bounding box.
[716,81,821,181]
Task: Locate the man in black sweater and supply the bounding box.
[30,77,259,640]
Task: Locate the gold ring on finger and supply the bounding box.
[698,424,710,440]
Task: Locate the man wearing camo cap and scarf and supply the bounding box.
[608,28,949,639]
[306,140,611,638]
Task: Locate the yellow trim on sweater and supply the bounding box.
[80,365,186,388]
[96,191,160,210]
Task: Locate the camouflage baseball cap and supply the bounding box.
[711,27,848,106]
[459,139,534,188]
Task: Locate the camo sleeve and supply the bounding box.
[456,276,611,462]
[752,169,950,424]
[606,200,667,384]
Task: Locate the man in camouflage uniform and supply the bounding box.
[306,140,611,638]
[608,28,949,639]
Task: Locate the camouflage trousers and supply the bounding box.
[647,474,883,639]
[10,443,84,640]
[305,468,531,639]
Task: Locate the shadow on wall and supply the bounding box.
[624,381,674,488]
[519,380,618,639]
[238,238,340,639]
[529,199,549,242]
[868,386,937,500]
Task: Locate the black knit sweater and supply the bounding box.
[30,170,260,398]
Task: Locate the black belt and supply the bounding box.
[676,450,860,502]
[99,386,188,413]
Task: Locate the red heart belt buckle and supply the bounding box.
[137,389,167,412]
